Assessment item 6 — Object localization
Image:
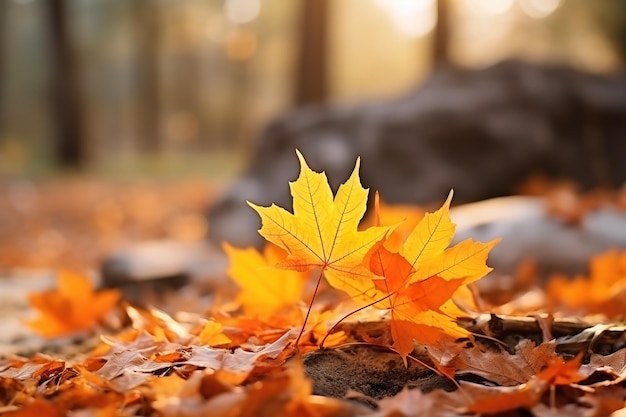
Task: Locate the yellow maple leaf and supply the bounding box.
[248,149,390,300]
[223,242,308,315]
[198,319,232,347]
[27,270,120,338]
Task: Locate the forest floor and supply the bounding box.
[1,170,626,417]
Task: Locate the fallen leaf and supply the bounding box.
[155,356,353,417]
[536,354,585,386]
[3,400,64,417]
[182,331,293,384]
[367,244,470,358]
[223,243,308,315]
[463,379,548,414]
[363,192,498,359]
[199,320,232,347]
[370,387,436,417]
[248,149,389,300]
[431,340,559,386]
[363,194,425,252]
[95,350,170,380]
[463,350,586,414]
[27,270,120,338]
[584,348,626,379]
[546,250,626,318]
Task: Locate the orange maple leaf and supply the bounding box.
[362,196,426,252]
[27,270,120,338]
[365,192,499,359]
[223,242,308,315]
[546,250,626,318]
[248,149,390,301]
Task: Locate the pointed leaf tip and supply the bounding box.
[295,149,307,167]
[445,189,454,207]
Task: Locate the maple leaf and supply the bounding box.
[95,349,173,390]
[372,387,437,417]
[27,270,120,338]
[364,192,499,358]
[248,150,390,300]
[431,339,559,386]
[198,319,232,347]
[362,196,426,252]
[223,242,308,315]
[463,354,586,414]
[583,347,626,380]
[547,250,626,318]
[367,244,469,358]
[183,330,293,384]
[462,379,547,415]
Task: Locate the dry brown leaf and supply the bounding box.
[370,387,436,417]
[431,339,558,386]
[462,379,548,415]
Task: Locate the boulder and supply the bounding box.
[208,60,626,248]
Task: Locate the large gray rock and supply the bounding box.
[451,196,626,278]
[208,60,626,248]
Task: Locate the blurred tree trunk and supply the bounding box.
[434,0,450,67]
[605,0,626,64]
[0,1,6,137]
[45,0,85,168]
[134,0,161,154]
[294,0,328,105]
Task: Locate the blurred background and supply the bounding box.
[0,0,625,269]
[1,0,625,176]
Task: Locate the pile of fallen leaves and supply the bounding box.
[0,179,216,270]
[2,151,626,416]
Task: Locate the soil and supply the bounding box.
[303,346,455,404]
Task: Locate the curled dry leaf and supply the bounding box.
[430,340,559,386]
[583,347,626,381]
[369,387,436,417]
[183,330,293,384]
[463,351,586,414]
[154,356,357,417]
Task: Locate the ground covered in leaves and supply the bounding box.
[2,152,626,416]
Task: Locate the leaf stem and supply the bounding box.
[319,291,393,348]
[323,340,467,398]
[295,268,325,348]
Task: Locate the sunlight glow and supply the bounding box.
[519,0,561,19]
[224,0,261,25]
[373,0,437,38]
[469,0,515,15]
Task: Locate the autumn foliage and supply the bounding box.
[27,270,120,337]
[2,150,626,416]
[248,150,497,358]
